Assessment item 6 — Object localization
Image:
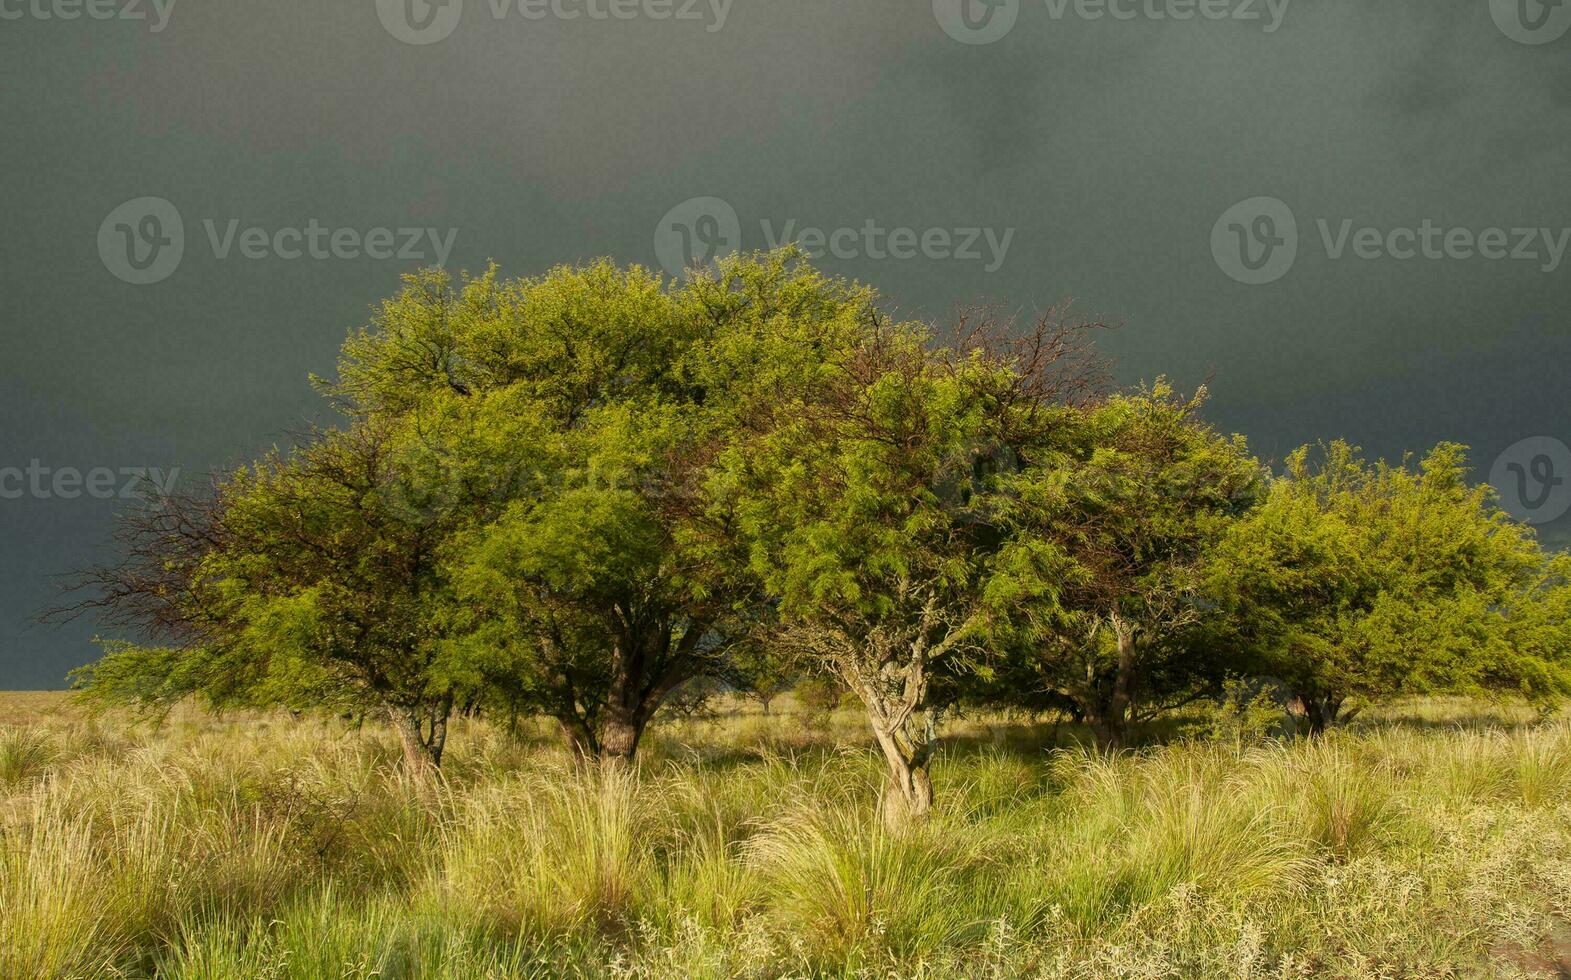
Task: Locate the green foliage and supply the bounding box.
[723,641,798,712]
[1199,679,1296,744]
[1209,441,1571,726]
[794,673,847,715]
[68,640,197,716]
[399,251,876,757]
[990,382,1262,744]
[715,313,1086,813]
[68,251,1571,778]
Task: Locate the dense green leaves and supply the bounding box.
[328,250,879,760]
[1210,441,1571,727]
[68,252,1571,790]
[988,383,1263,744]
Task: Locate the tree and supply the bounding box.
[990,383,1261,746]
[330,250,876,761]
[1209,441,1571,730]
[720,312,1105,821]
[723,637,798,715]
[66,422,469,773]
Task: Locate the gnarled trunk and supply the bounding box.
[844,642,940,828]
[871,717,936,826]
[385,697,451,774]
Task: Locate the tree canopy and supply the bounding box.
[62,250,1571,816]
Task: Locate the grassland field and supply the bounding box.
[3,691,1571,978]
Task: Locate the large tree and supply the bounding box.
[66,250,876,765]
[720,313,1104,821]
[989,383,1262,746]
[1209,441,1571,730]
[329,250,876,761]
[68,421,469,772]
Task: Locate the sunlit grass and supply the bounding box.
[1,694,1569,977]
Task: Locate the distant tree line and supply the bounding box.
[61,250,1571,821]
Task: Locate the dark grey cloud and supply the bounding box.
[3,0,1569,686]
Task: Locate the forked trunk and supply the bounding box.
[871,723,934,826]
[388,703,439,772]
[386,701,448,775]
[848,653,939,828]
[596,629,694,763]
[1301,694,1344,736]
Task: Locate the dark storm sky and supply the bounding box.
[3,0,1569,687]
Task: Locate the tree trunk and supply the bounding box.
[387,704,439,774]
[845,649,938,828]
[427,699,450,767]
[558,715,598,759]
[759,693,773,716]
[871,722,934,826]
[1081,702,1128,749]
[596,627,695,763]
[385,697,452,774]
[1301,694,1344,736]
[1080,617,1137,748]
[600,703,646,763]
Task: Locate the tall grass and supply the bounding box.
[1,696,1569,977]
[0,725,57,787]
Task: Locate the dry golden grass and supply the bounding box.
[1,693,1569,977]
[0,690,77,727]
